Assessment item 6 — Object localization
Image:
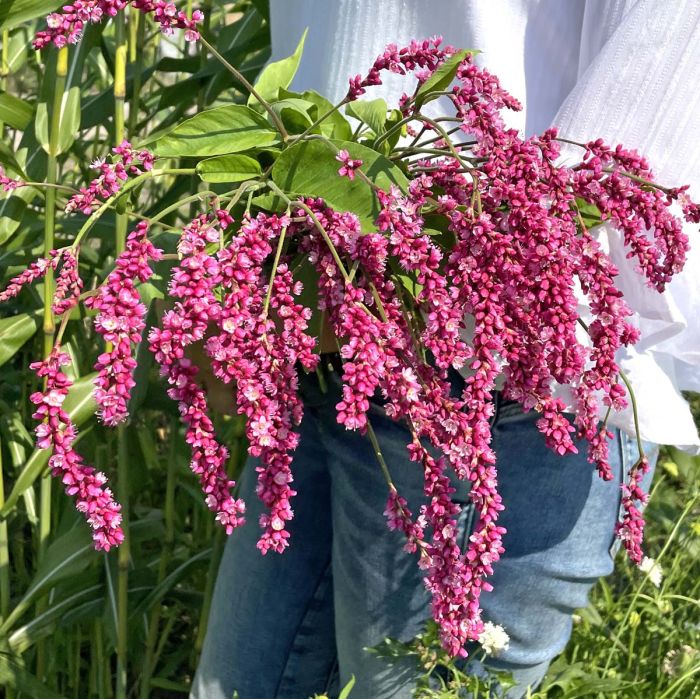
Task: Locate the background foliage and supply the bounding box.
[0,2,698,697]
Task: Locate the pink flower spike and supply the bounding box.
[30,348,124,551]
[87,221,162,426]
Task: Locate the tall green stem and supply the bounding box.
[139,423,178,699]
[127,10,145,138]
[0,437,10,625]
[36,44,69,683]
[113,12,131,699]
[0,29,9,134]
[198,36,289,142]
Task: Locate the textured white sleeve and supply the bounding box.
[553,0,700,449]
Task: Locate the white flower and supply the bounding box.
[478,621,510,656]
[639,556,664,588]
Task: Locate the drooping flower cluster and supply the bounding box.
[0,252,60,303]
[2,34,697,661]
[148,214,246,534]
[346,36,452,101]
[615,455,651,564]
[52,248,84,316]
[65,141,155,215]
[30,349,124,550]
[206,212,318,552]
[34,1,202,50]
[86,221,162,426]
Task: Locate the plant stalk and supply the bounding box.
[36,44,69,684]
[0,437,10,625]
[139,423,178,699]
[114,12,130,699]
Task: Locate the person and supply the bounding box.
[191,2,700,697]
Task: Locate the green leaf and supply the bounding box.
[153,105,278,158]
[248,28,307,108]
[0,91,34,130]
[0,0,62,31]
[9,584,104,653]
[339,675,356,699]
[396,273,423,299]
[270,97,314,133]
[346,98,387,136]
[282,89,352,140]
[0,373,97,519]
[414,49,472,107]
[56,85,81,154]
[0,652,65,699]
[0,526,93,634]
[130,548,211,618]
[0,312,41,368]
[196,153,263,183]
[271,139,408,231]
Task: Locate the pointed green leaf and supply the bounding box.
[339,675,356,699]
[0,91,34,130]
[196,153,262,183]
[414,49,472,107]
[130,548,211,618]
[0,526,93,634]
[346,98,387,136]
[0,0,63,31]
[271,139,408,231]
[56,85,81,154]
[249,28,307,108]
[281,89,352,140]
[0,653,65,699]
[153,105,278,158]
[0,312,41,368]
[270,97,314,133]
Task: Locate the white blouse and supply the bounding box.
[269,0,700,450]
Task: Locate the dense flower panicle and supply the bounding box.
[0,166,25,192]
[34,1,202,49]
[0,252,60,303]
[148,214,245,533]
[4,36,697,659]
[206,212,318,553]
[52,249,84,316]
[573,140,691,291]
[30,349,123,550]
[86,221,162,426]
[297,199,505,652]
[384,487,426,555]
[65,141,155,215]
[616,456,651,565]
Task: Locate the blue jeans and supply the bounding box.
[192,362,656,699]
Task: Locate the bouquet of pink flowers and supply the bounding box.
[2,5,697,658]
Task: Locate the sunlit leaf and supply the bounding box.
[248,28,307,108]
[0,311,40,367]
[196,153,262,183]
[414,49,473,107]
[346,98,387,136]
[271,138,407,231]
[153,105,278,158]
